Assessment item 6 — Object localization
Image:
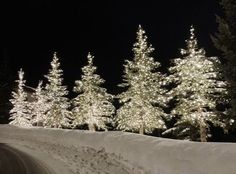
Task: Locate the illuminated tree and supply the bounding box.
[167,26,228,142]
[9,69,32,127]
[72,53,115,131]
[44,52,71,128]
[116,25,167,134]
[212,0,236,126]
[31,81,48,126]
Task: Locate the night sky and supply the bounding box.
[1,0,221,95]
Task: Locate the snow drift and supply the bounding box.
[0,125,236,174]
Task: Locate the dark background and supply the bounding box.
[0,0,221,94]
[1,0,235,141]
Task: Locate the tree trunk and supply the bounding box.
[198,107,207,142]
[139,122,144,134]
[200,123,207,142]
[88,124,96,132]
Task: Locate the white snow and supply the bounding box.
[1,124,236,174]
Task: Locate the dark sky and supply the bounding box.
[1,0,221,94]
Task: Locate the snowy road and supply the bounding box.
[0,143,55,174]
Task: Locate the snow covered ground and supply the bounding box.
[0,125,236,174]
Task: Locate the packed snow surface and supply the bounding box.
[0,125,236,174]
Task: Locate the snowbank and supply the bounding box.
[0,125,236,174]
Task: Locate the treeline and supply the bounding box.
[8,25,234,142]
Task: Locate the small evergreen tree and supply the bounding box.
[212,0,236,126]
[167,26,228,142]
[44,52,71,128]
[72,53,115,131]
[116,25,167,134]
[31,81,48,126]
[9,69,32,127]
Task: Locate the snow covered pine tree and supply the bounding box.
[72,53,115,131]
[116,25,168,134]
[9,69,32,127]
[166,26,228,142]
[44,52,71,128]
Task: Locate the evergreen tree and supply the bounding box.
[167,26,227,142]
[44,52,71,128]
[212,0,236,126]
[72,53,115,131]
[116,25,167,134]
[9,69,32,127]
[31,81,48,126]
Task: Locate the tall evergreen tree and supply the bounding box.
[116,25,167,134]
[72,53,115,131]
[212,0,236,125]
[9,69,32,127]
[44,52,71,128]
[31,81,48,126]
[167,26,227,142]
